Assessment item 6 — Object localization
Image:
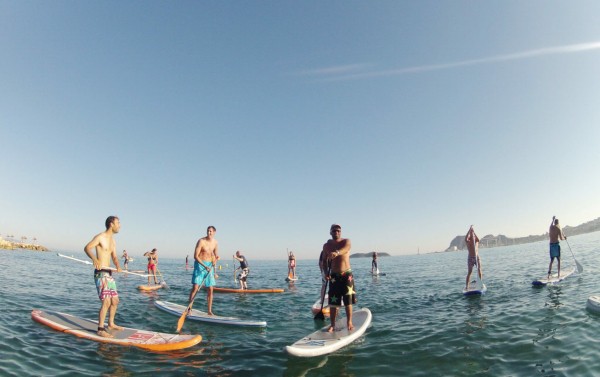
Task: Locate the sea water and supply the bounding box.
[2,232,600,376]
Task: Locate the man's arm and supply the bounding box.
[111,249,122,272]
[213,242,219,262]
[84,235,102,270]
[333,239,352,258]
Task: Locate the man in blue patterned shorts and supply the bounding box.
[84,216,123,338]
[323,224,355,332]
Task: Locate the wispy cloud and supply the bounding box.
[303,41,600,81]
[294,64,371,76]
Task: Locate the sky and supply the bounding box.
[2,1,600,260]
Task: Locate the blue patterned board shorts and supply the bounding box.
[192,261,215,287]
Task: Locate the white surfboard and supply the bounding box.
[532,267,576,286]
[285,307,371,357]
[154,300,267,327]
[586,296,600,314]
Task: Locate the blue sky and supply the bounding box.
[2,1,600,260]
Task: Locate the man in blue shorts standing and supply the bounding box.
[548,218,566,279]
[188,226,219,315]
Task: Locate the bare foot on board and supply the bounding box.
[97,329,114,338]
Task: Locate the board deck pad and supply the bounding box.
[285,307,371,357]
[532,267,576,286]
[31,309,202,351]
[154,300,267,327]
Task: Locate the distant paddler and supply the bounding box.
[143,248,159,285]
[233,250,250,290]
[122,250,129,271]
[83,215,123,338]
[288,250,297,279]
[464,225,482,290]
[371,251,378,274]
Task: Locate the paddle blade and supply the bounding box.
[576,260,583,273]
[176,310,187,333]
[314,311,325,321]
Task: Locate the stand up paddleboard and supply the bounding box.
[31,309,201,351]
[586,296,600,314]
[211,287,284,294]
[463,281,487,296]
[285,307,372,357]
[137,282,167,291]
[532,267,576,286]
[154,300,267,327]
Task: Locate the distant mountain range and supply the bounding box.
[445,217,600,252]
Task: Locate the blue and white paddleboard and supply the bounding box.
[463,281,487,296]
[532,267,576,286]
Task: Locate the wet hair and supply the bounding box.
[105,216,119,230]
[207,225,216,232]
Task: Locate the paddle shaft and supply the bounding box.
[315,260,331,320]
[177,265,213,332]
[57,253,149,278]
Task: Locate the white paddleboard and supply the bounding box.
[154,300,267,327]
[532,267,576,286]
[285,307,372,357]
[586,296,600,314]
[286,276,298,282]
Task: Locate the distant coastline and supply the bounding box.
[444,217,600,252]
[0,237,48,252]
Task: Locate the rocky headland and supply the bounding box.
[0,237,49,252]
[445,217,600,252]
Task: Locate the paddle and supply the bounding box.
[176,266,212,333]
[156,268,169,289]
[565,239,583,273]
[57,253,149,278]
[314,260,331,320]
[472,226,484,288]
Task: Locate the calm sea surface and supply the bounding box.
[2,232,600,376]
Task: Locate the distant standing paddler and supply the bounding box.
[548,217,566,279]
[371,252,378,274]
[122,250,129,271]
[144,248,159,285]
[84,216,123,338]
[233,250,250,290]
[464,226,482,290]
[288,250,297,279]
[323,224,355,332]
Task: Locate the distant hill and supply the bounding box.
[445,217,600,252]
[350,252,391,258]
